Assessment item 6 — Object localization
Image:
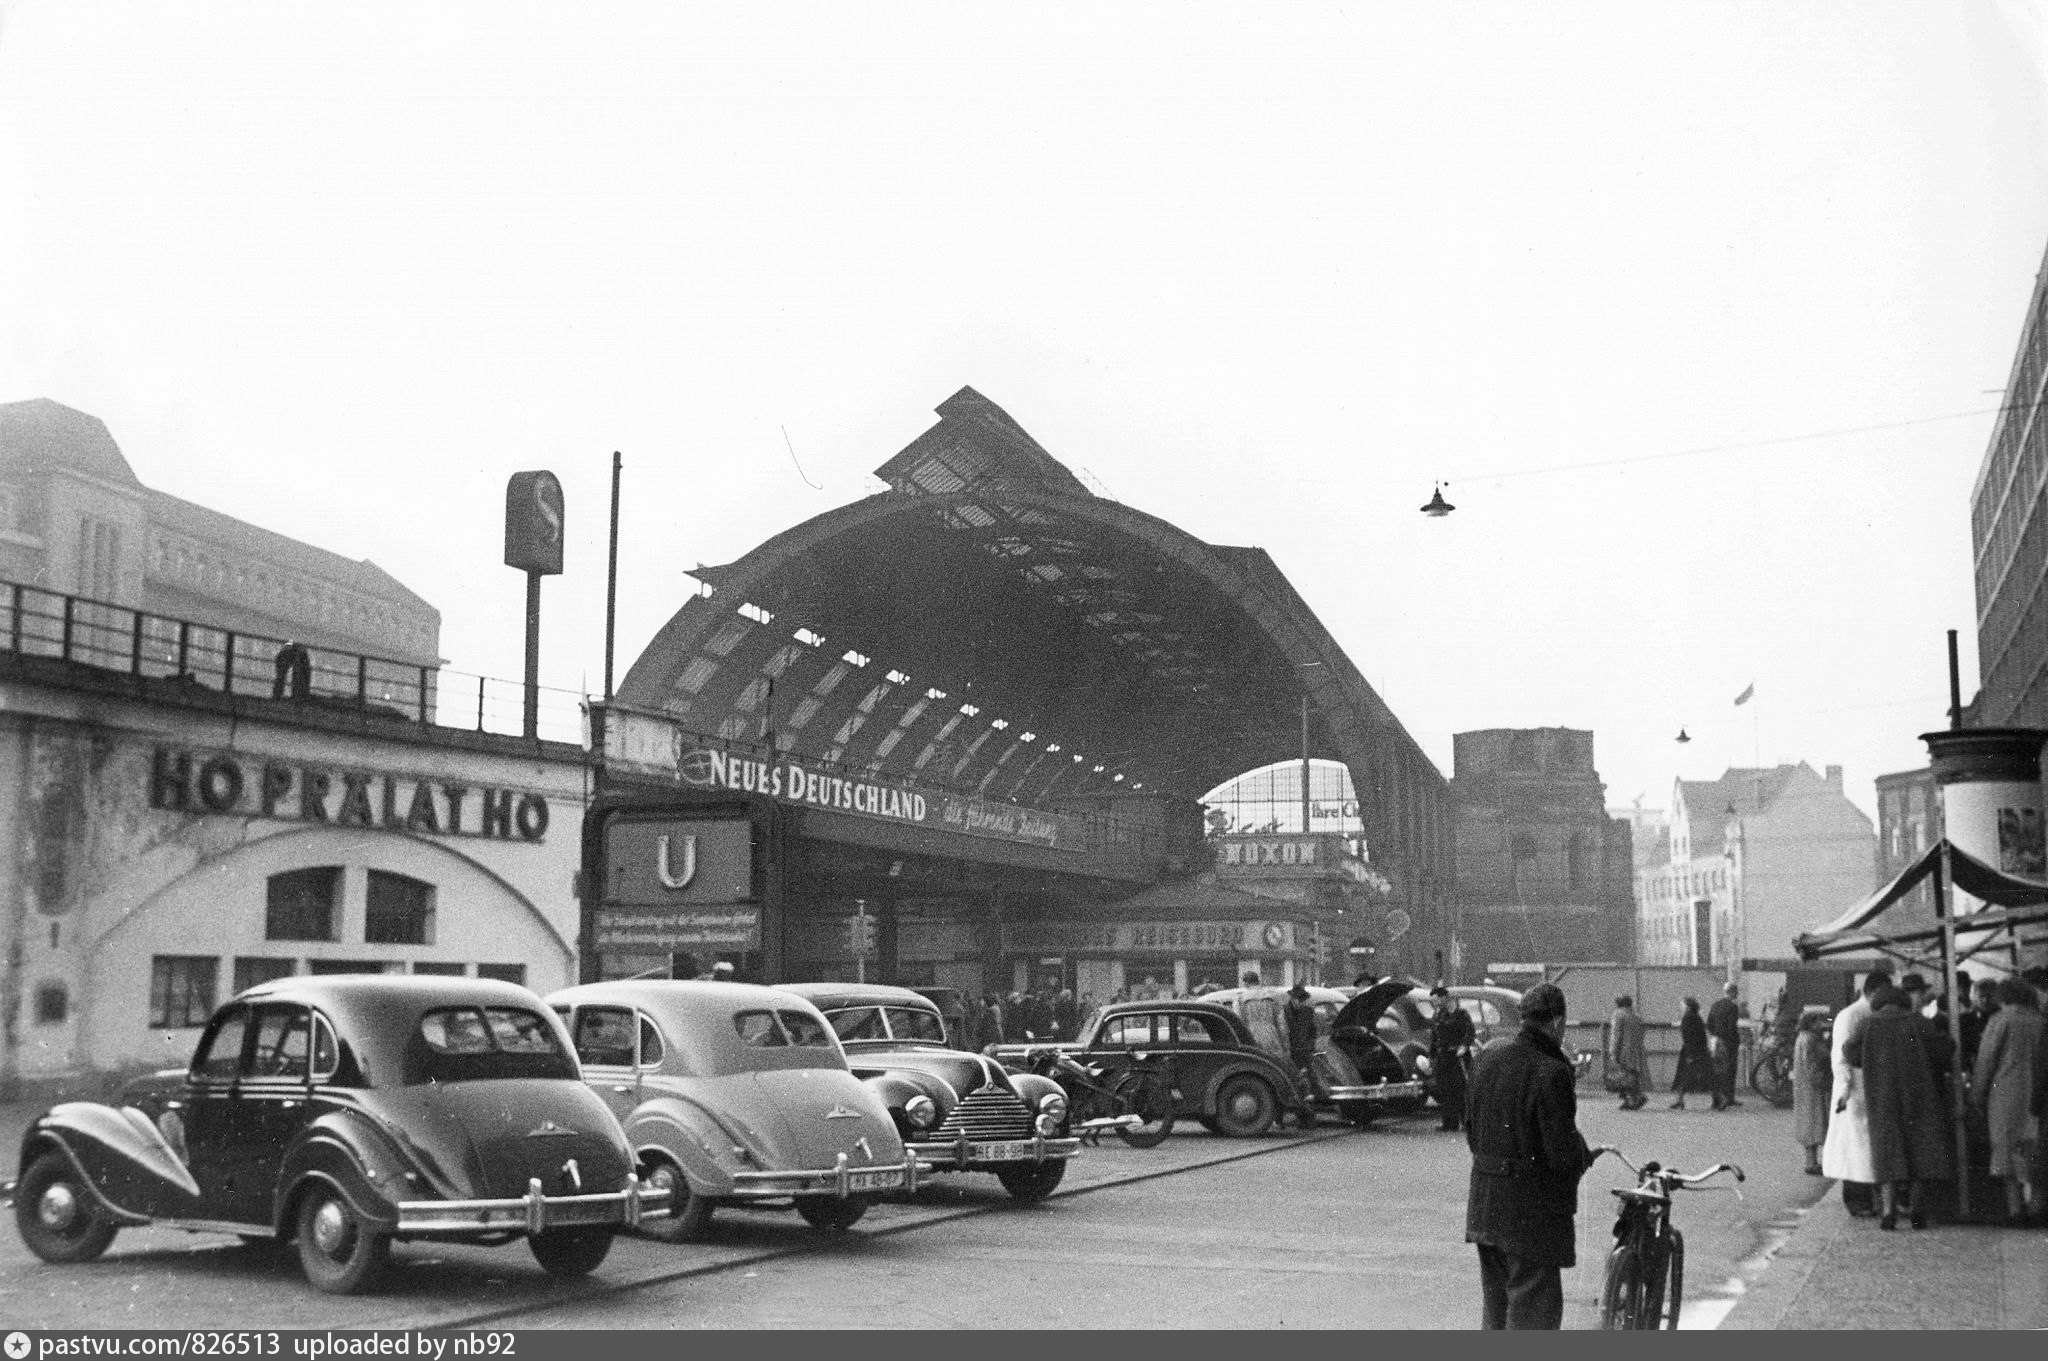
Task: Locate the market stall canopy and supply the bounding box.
[1793,838,2048,960]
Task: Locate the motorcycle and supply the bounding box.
[1024,1048,1177,1149]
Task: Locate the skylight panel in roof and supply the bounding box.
[794,627,826,647]
[674,656,719,694]
[886,669,910,684]
[841,648,870,667]
[737,601,775,624]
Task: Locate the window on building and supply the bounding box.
[477,963,527,986]
[234,956,296,993]
[365,871,435,945]
[150,955,219,1028]
[34,981,68,1024]
[308,959,389,976]
[266,867,341,941]
[412,961,467,976]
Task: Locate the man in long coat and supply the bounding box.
[1607,995,1648,1110]
[1847,982,1954,1228]
[1464,982,1602,1330]
[1706,982,1743,1109]
[1429,986,1476,1132]
[1822,967,1889,1214]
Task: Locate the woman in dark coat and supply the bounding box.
[1846,983,1955,1229]
[1671,997,1714,1109]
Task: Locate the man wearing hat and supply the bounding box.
[1464,981,1604,1329]
[1284,982,1320,1122]
[1428,986,1476,1132]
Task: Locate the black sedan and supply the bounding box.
[4,975,665,1293]
[778,982,1080,1202]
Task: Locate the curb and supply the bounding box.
[1716,1185,1848,1330]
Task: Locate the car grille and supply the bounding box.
[935,1085,1033,1141]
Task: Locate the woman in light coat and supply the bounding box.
[1971,977,2043,1223]
[1792,1008,1833,1174]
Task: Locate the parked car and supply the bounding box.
[1374,984,1591,1096]
[999,999,1318,1138]
[911,986,971,1049]
[546,979,921,1236]
[5,976,664,1294]
[1198,983,1429,1125]
[777,982,1079,1202]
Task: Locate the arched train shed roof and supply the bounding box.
[617,388,1446,847]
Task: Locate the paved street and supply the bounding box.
[2,1098,1822,1330]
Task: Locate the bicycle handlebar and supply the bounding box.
[1595,1147,1746,1187]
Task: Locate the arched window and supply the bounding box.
[366,870,436,945]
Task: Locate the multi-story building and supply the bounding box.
[1635,763,1877,973]
[1449,728,1637,974]
[1969,234,2048,730]
[1873,766,1942,920]
[0,399,440,666]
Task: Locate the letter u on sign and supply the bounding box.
[656,834,698,889]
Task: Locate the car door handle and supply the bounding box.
[279,1100,300,1110]
[610,1085,633,1095]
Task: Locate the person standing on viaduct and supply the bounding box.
[1464,982,1603,1330]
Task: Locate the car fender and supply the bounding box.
[619,1094,753,1196]
[1194,1056,1299,1113]
[273,1108,413,1234]
[1005,1070,1066,1116]
[18,1103,198,1223]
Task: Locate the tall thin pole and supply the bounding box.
[1300,694,1312,834]
[604,452,621,703]
[1935,840,1971,1218]
[522,571,541,739]
[1946,629,1963,730]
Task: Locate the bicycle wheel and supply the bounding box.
[1113,1069,1175,1148]
[1598,1243,1643,1329]
[1634,1236,1671,1330]
[1662,1230,1685,1330]
[1751,1047,1794,1108]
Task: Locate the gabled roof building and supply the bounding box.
[1637,762,1877,974]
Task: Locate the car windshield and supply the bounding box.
[825,1006,888,1041]
[884,1006,946,1042]
[410,1006,575,1083]
[735,1009,836,1049]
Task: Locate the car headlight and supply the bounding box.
[1035,1111,1064,1136]
[903,1094,938,1130]
[1415,1054,1433,1075]
[1039,1093,1068,1123]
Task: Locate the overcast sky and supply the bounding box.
[5,1,2047,823]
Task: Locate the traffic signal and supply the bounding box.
[846,913,878,956]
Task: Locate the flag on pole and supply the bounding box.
[1733,681,1755,706]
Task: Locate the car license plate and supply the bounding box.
[970,1140,1043,1161]
[846,1168,899,1192]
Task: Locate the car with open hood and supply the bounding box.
[546,979,922,1236]
[1198,982,1430,1125]
[4,976,664,1294]
[777,982,1079,1202]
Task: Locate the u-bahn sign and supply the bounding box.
[601,707,1085,852]
[594,816,760,952]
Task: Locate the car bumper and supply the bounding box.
[727,1154,927,1200]
[396,1174,671,1236]
[907,1133,1082,1168]
[1323,1080,1428,1104]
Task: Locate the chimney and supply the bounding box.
[1825,764,1843,791]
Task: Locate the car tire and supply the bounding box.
[995,1159,1068,1202]
[795,1194,870,1231]
[1210,1076,1278,1137]
[15,1151,119,1264]
[638,1160,715,1243]
[1338,1102,1377,1128]
[528,1227,614,1278]
[294,1182,389,1295]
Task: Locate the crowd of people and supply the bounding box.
[1810,963,2048,1229]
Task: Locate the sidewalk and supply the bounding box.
[1722,1184,2048,1329]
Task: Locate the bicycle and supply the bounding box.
[1594,1148,1744,1330]
[1748,1031,1795,1108]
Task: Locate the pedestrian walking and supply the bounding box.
[1429,986,1475,1132]
[1707,981,1743,1110]
[1606,995,1647,1111]
[1793,1006,1833,1174]
[1670,997,1713,1109]
[1285,982,1320,1124]
[1053,988,1078,1041]
[1846,981,1955,1230]
[1463,982,1603,1330]
[1822,968,1891,1216]
[1970,976,2043,1224]
[978,992,1007,1048]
